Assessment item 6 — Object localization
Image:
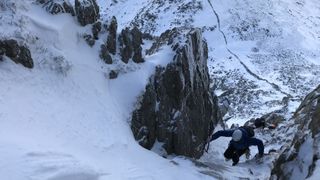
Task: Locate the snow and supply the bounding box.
[1,0,320,179]
[283,134,314,180]
[0,2,211,180]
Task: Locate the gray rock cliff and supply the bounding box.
[131,28,220,158]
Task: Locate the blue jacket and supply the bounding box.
[210,128,264,156]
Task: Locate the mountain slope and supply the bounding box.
[100,0,320,124]
[1,0,320,179]
[0,1,212,180]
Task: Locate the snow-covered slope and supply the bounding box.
[1,0,320,179]
[0,1,212,180]
[97,0,320,179]
[100,0,320,125]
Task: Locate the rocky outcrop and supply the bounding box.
[100,44,112,64]
[92,21,101,40]
[119,27,144,64]
[106,16,117,55]
[75,0,100,26]
[98,17,117,64]
[119,28,133,63]
[98,17,144,64]
[131,26,143,63]
[37,0,75,16]
[0,45,5,61]
[83,34,95,47]
[109,70,118,79]
[82,21,101,47]
[271,85,320,179]
[131,29,220,158]
[0,39,34,68]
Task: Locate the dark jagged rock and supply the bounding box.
[83,34,95,47]
[106,16,117,55]
[132,46,143,63]
[16,46,34,68]
[119,28,133,63]
[0,39,34,68]
[131,26,143,46]
[3,39,20,58]
[0,47,5,56]
[62,1,75,15]
[0,46,4,61]
[109,70,118,79]
[100,44,112,64]
[75,0,100,26]
[271,85,320,179]
[92,21,101,40]
[131,29,220,158]
[146,27,181,55]
[37,0,75,16]
[131,26,144,63]
[118,27,144,63]
[142,32,155,40]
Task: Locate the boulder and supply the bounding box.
[100,44,112,64]
[3,39,20,58]
[119,28,133,63]
[0,39,34,68]
[83,34,95,47]
[0,47,4,61]
[106,16,117,55]
[131,26,144,63]
[37,0,75,16]
[92,21,101,40]
[131,29,220,158]
[0,47,5,56]
[132,46,143,63]
[17,46,34,68]
[118,27,144,63]
[75,0,100,26]
[109,70,118,79]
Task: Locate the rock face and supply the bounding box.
[83,34,95,47]
[37,0,75,16]
[131,26,143,63]
[75,0,100,26]
[131,29,220,158]
[119,28,133,63]
[106,16,117,55]
[0,39,34,68]
[271,85,320,179]
[109,70,118,79]
[119,27,144,64]
[100,44,112,64]
[92,21,101,40]
[98,17,144,65]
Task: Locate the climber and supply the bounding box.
[254,117,277,129]
[210,126,264,166]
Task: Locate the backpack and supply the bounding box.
[254,118,266,128]
[240,126,255,137]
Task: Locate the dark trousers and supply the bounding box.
[224,145,248,165]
